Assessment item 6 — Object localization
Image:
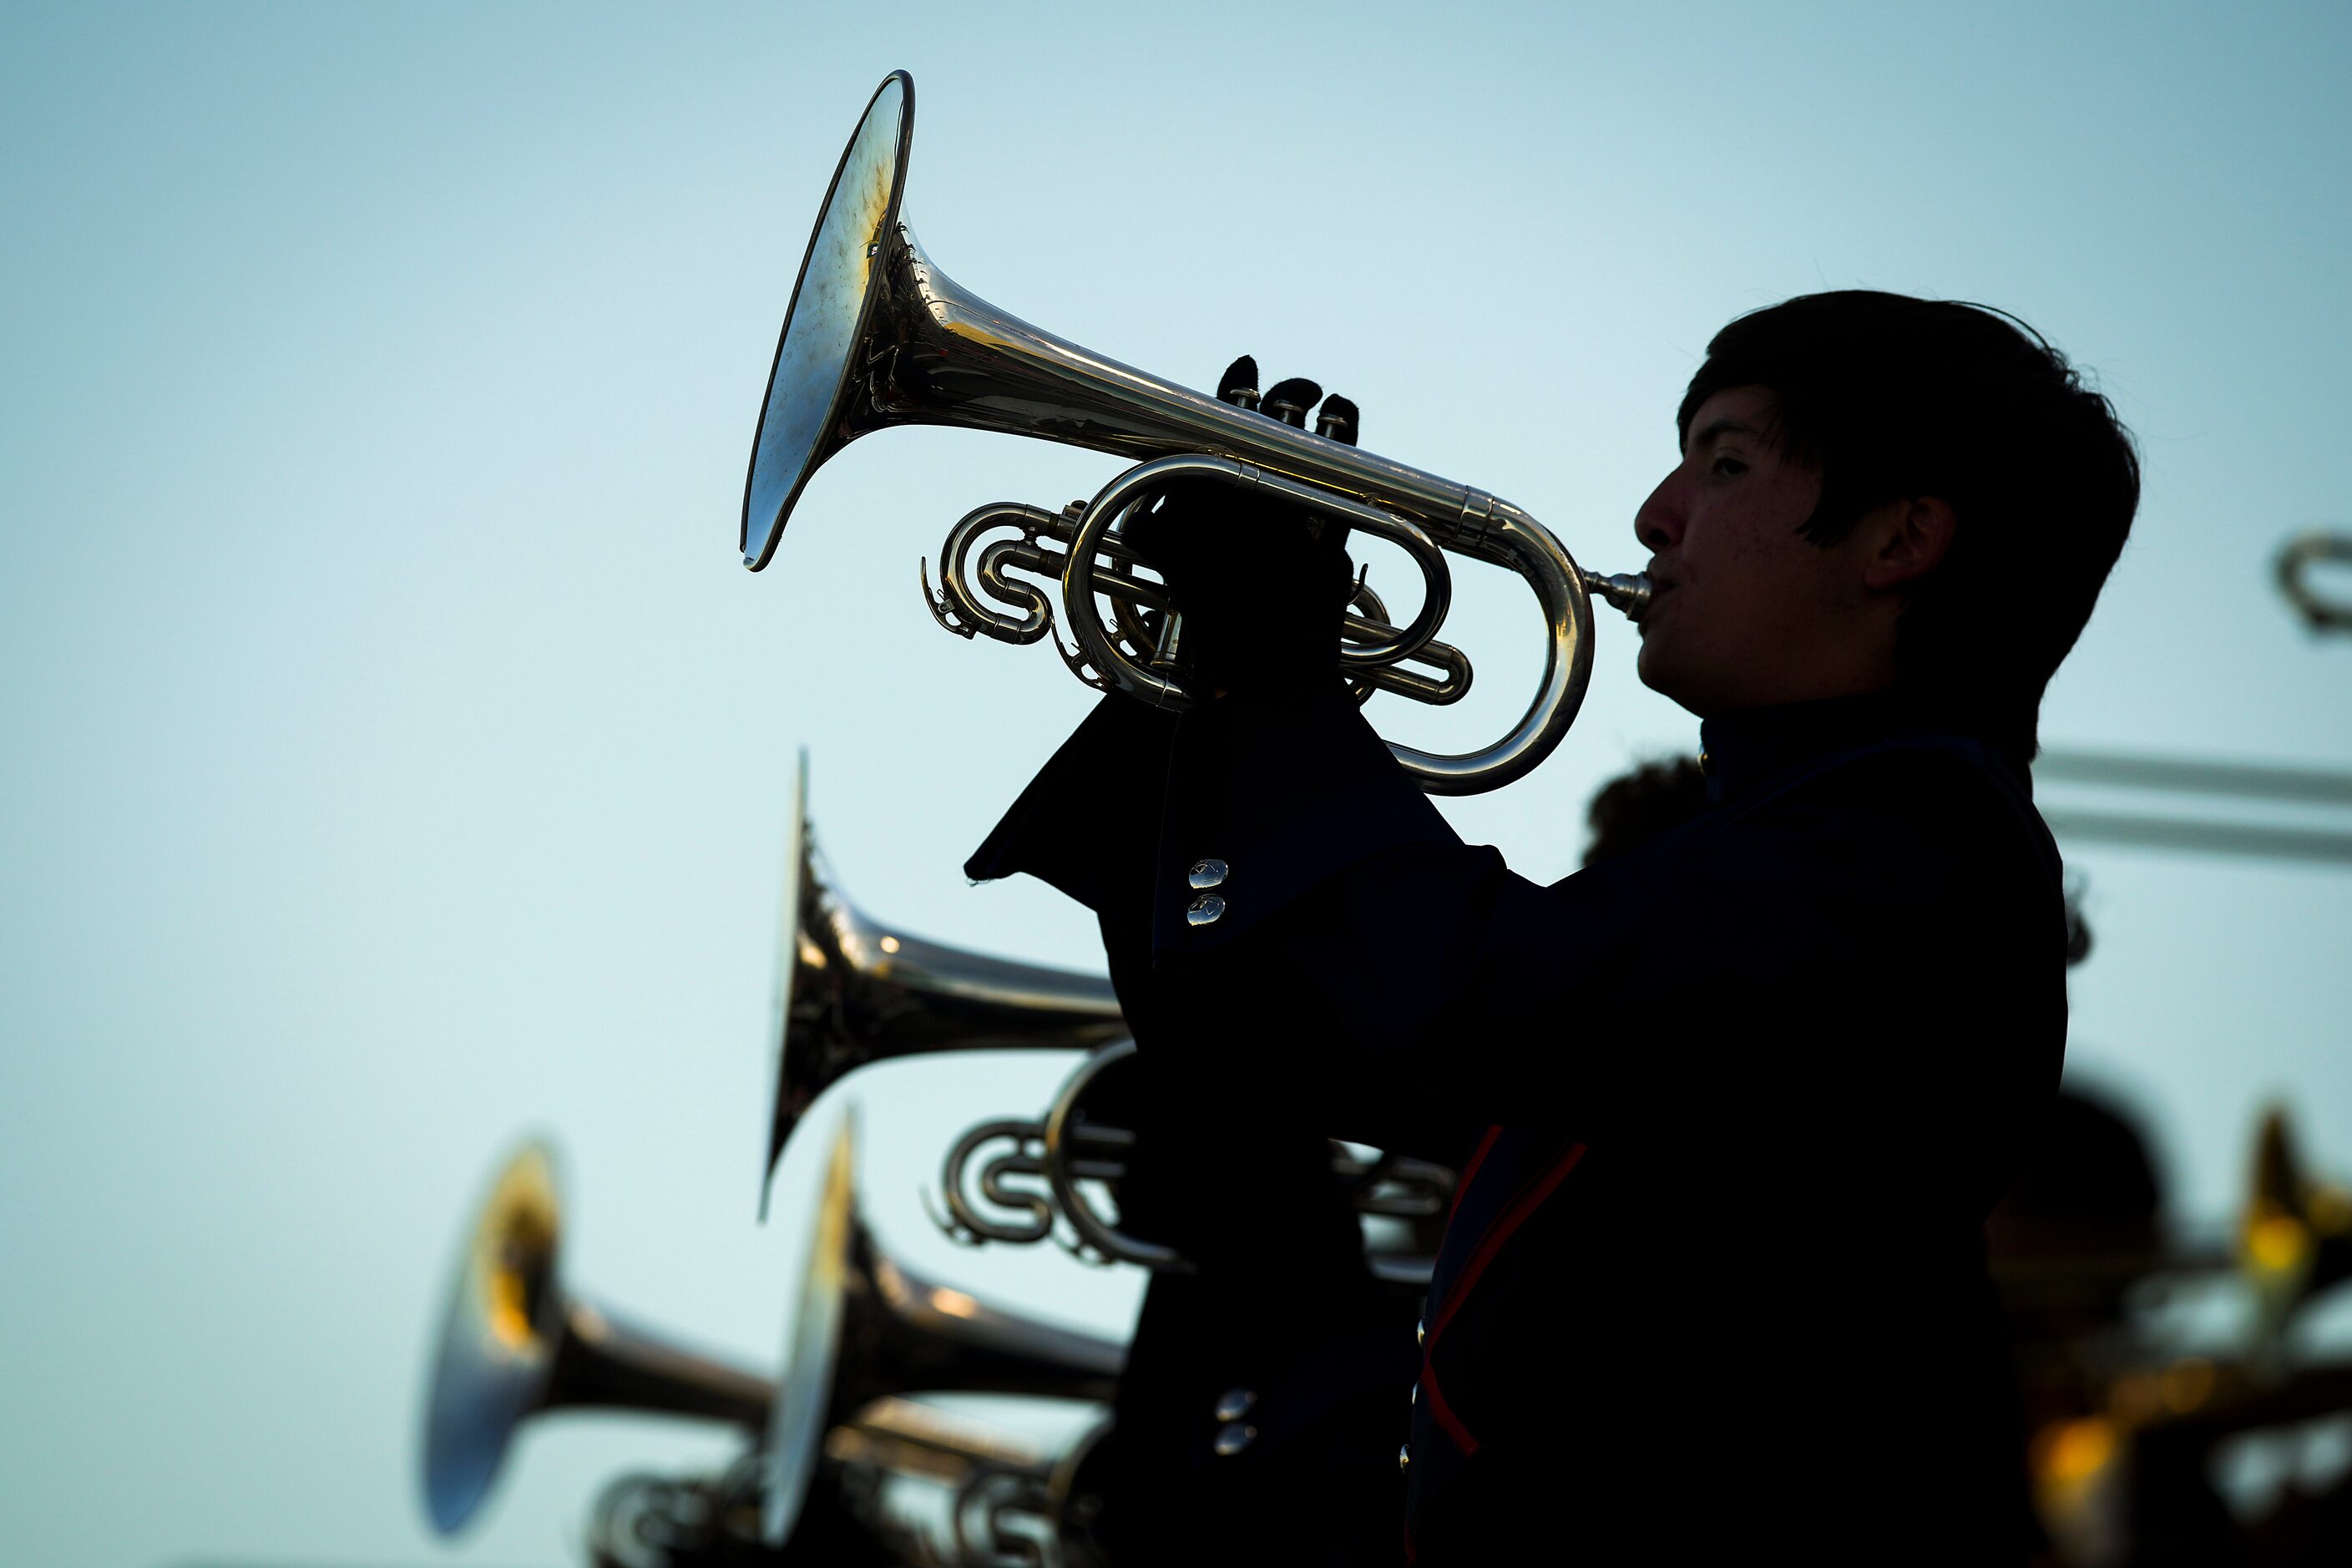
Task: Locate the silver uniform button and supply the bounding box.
[1213,1422,1257,1457]
[1398,1442,1412,1471]
[1214,1388,1256,1423]
[1187,857,1228,889]
[1415,1318,1425,1346]
[1186,893,1226,927]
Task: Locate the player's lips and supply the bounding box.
[1635,570,1677,635]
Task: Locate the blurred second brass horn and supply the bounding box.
[760,750,1126,1210]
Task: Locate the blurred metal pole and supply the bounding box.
[2038,810,2352,864]
[2034,748,2352,865]
[2037,750,2352,806]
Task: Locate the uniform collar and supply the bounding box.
[1696,690,2030,808]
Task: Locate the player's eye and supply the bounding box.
[1710,453,1749,478]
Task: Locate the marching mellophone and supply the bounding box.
[763,760,1457,1277]
[737,70,1650,796]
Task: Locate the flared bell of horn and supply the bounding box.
[760,751,1126,1211]
[764,1112,1127,1546]
[741,71,913,574]
[420,1141,775,1535]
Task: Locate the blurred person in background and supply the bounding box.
[1579,756,1709,867]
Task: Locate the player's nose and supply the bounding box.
[1634,472,1684,554]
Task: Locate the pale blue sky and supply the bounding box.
[3,4,2349,1565]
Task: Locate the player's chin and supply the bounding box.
[1634,634,1707,713]
[1635,613,1677,667]
[1633,635,1676,695]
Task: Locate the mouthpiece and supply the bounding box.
[1582,569,1652,622]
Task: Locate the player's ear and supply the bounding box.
[1863,495,1957,593]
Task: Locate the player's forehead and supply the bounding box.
[1680,386,1779,453]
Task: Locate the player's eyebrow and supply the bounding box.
[1690,417,1766,450]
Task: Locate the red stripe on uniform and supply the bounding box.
[1428,1141,1587,1346]
[1446,1125,1503,1227]
[1420,1359,1478,1454]
[1409,1133,1588,1549]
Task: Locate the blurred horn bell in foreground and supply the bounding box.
[419,1141,774,1535]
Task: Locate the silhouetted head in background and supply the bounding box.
[1581,756,1710,866]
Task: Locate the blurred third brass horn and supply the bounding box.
[420,1141,775,1535]
[765,1112,1127,1546]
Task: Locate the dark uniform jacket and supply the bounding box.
[972,682,2065,1564]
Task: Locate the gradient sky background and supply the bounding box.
[3,4,2349,1565]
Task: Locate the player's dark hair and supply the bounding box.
[1678,291,2139,753]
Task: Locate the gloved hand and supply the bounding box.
[1120,359,1361,697]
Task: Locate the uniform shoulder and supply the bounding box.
[1791,732,2059,884]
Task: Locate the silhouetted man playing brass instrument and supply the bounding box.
[972,291,2139,1563]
